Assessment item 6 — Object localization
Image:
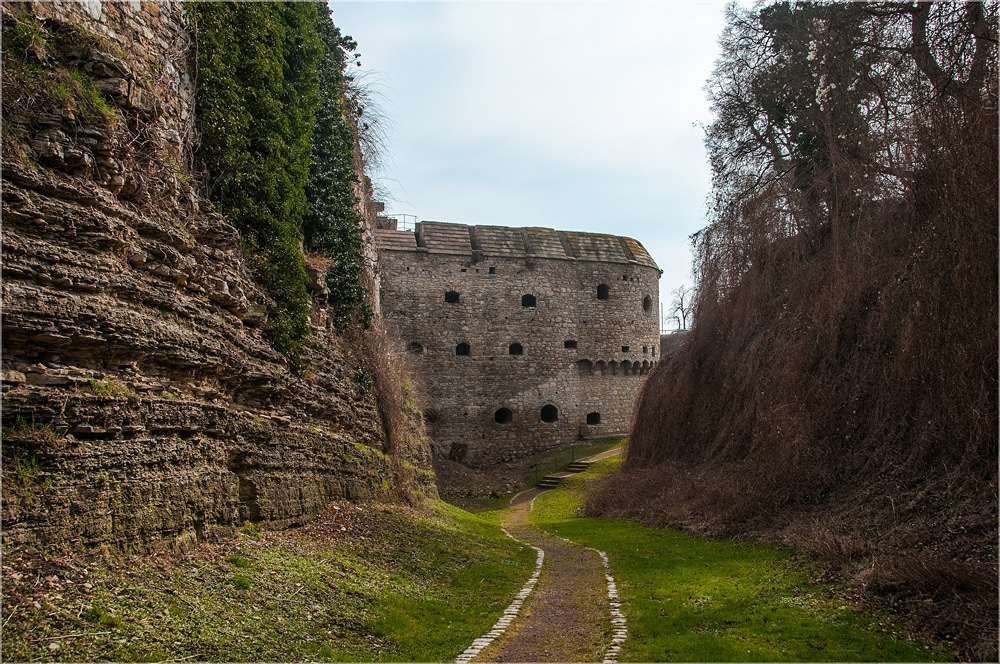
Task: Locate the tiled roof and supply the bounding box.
[375,221,658,269]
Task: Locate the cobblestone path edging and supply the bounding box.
[552,533,628,663]
[456,469,628,663]
[546,447,627,663]
[454,511,545,664]
[594,548,627,663]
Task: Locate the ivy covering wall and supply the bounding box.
[191,1,370,368]
[304,14,371,331]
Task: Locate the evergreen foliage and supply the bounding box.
[305,7,372,330]
[191,1,371,365]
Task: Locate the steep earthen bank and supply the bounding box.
[588,4,997,659]
[1,1,432,553]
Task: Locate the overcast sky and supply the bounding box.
[330,1,731,322]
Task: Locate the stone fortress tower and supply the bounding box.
[377,221,660,466]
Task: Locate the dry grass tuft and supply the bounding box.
[351,319,436,505]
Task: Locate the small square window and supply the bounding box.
[489,267,496,274]
[622,345,630,352]
[564,340,577,349]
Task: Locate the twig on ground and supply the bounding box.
[157,653,202,663]
[32,631,113,642]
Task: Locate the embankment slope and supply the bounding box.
[588,4,997,660]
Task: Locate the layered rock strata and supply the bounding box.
[1,1,432,553]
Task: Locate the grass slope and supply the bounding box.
[2,501,534,662]
[532,454,947,662]
[442,438,624,513]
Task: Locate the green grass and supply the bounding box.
[531,454,947,662]
[530,437,622,479]
[459,437,625,513]
[88,378,140,400]
[1,422,61,497]
[1,501,535,662]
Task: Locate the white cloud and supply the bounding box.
[331,0,729,302]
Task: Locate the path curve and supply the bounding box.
[454,528,544,663]
[459,460,626,663]
[472,488,608,662]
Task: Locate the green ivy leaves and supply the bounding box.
[192,2,370,368]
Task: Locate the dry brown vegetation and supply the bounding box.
[349,318,437,504]
[587,3,998,660]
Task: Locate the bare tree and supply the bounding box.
[698,1,998,301]
[669,285,694,331]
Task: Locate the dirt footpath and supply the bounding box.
[474,488,610,663]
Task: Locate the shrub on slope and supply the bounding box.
[589,3,997,659]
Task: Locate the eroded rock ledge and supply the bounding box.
[1,1,433,554]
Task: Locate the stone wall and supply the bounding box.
[1,1,432,554]
[377,221,660,466]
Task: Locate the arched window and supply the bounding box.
[540,405,558,423]
[408,341,424,354]
[445,291,460,304]
[643,294,653,313]
[576,359,593,376]
[509,343,523,356]
[597,284,609,300]
[494,408,513,424]
[521,294,536,307]
[587,412,601,425]
[456,342,470,356]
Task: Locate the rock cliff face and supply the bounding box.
[1,1,433,553]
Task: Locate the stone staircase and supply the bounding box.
[536,460,592,489]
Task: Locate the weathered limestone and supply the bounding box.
[377,221,660,466]
[1,1,432,554]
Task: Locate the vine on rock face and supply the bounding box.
[191,1,371,366]
[305,6,372,331]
